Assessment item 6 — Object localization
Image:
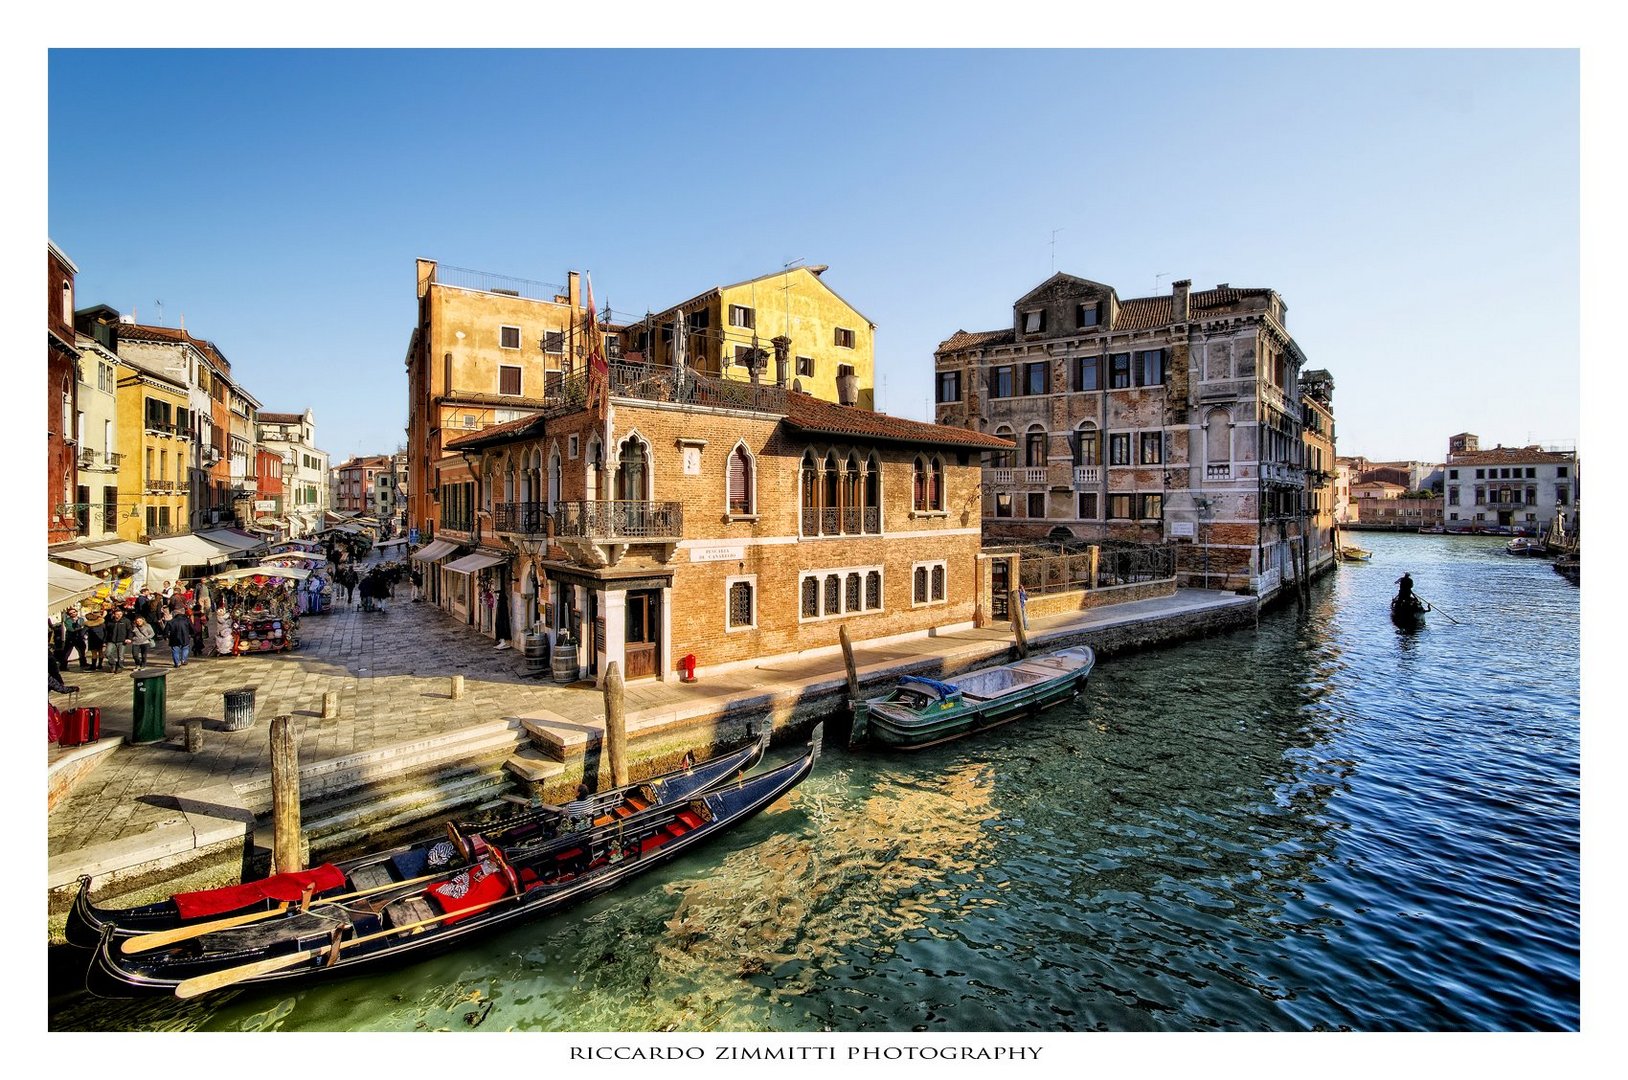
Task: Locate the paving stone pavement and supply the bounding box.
[47,563,1256,862]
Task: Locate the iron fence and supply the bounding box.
[552,500,682,541]
[547,363,790,417]
[494,501,549,535]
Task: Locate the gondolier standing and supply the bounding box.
[1395,573,1415,605]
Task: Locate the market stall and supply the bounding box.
[202,566,310,655]
[258,552,334,614]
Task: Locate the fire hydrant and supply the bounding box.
[679,654,698,682]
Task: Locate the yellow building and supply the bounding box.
[406,260,611,539]
[115,349,191,542]
[622,265,876,409]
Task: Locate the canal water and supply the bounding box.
[50,532,1579,1032]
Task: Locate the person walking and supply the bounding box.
[62,606,87,670]
[105,607,133,673]
[165,608,193,667]
[130,616,155,668]
[83,608,107,671]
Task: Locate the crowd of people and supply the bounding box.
[48,580,210,692]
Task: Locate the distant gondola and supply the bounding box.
[85,727,821,999]
[65,730,769,950]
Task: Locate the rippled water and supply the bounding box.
[50,533,1580,1031]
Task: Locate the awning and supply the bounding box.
[197,528,268,554]
[443,552,508,575]
[259,552,327,565]
[51,547,121,572]
[149,534,235,569]
[209,565,312,583]
[48,561,103,613]
[375,537,410,548]
[91,540,163,560]
[411,539,461,562]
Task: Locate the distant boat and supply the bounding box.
[1340,545,1372,562]
[1419,525,1446,535]
[1506,537,1546,557]
[850,647,1095,750]
[1391,595,1430,630]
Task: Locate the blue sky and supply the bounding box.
[47,48,1579,463]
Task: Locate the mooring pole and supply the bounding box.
[269,714,303,874]
[1009,589,1030,658]
[839,624,860,707]
[603,661,628,789]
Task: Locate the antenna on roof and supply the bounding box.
[155,300,164,326]
[1154,273,1171,293]
[1050,228,1064,273]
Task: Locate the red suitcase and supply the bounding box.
[48,705,63,744]
[58,706,102,747]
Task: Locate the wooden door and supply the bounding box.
[624,590,658,679]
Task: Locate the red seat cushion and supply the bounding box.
[173,864,347,920]
[425,860,512,925]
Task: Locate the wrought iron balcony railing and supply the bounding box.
[494,501,550,535]
[552,500,682,541]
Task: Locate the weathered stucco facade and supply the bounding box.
[935,273,1331,596]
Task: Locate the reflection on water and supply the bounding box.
[50,533,1579,1031]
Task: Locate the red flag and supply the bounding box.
[584,273,609,417]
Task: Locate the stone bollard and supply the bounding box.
[183,717,205,754]
[450,674,466,700]
[321,690,339,719]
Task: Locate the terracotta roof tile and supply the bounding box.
[938,286,1277,347]
[259,412,304,424]
[443,411,547,450]
[119,322,232,372]
[783,393,1012,450]
[1448,446,1577,466]
[936,328,1013,353]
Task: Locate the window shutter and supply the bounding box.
[728,449,749,512]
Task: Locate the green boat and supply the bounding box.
[850,646,1095,750]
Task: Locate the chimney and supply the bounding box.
[772,335,791,388]
[567,271,581,311]
[1172,279,1190,322]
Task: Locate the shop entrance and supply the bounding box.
[625,589,659,679]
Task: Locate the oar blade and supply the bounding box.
[174,946,318,999]
[121,903,290,955]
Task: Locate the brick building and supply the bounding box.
[934,272,1331,596]
[48,242,82,544]
[438,365,1010,682]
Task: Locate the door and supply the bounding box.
[991,559,1010,621]
[624,590,659,679]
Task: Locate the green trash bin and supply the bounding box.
[130,668,168,745]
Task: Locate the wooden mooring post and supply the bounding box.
[602,661,628,789]
[1009,589,1030,658]
[269,714,303,874]
[839,624,860,707]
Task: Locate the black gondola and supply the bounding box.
[1391,595,1430,630]
[85,725,820,1000]
[65,730,769,950]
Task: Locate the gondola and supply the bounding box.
[65,729,769,950]
[850,647,1094,750]
[1390,595,1430,630]
[86,726,820,1000]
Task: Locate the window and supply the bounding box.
[1556,486,1569,506]
[1139,432,1163,465]
[1475,469,1485,479]
[912,561,946,605]
[1078,492,1098,519]
[1525,468,1536,478]
[500,325,521,350]
[995,493,1013,517]
[801,577,819,618]
[1023,361,1050,396]
[798,356,814,378]
[732,345,764,371]
[865,571,881,609]
[834,327,855,348]
[1025,429,1048,468]
[1027,492,1046,518]
[1108,494,1133,519]
[1135,349,1166,387]
[912,455,944,511]
[728,304,756,329]
[1109,353,1132,389]
[1023,309,1046,334]
[846,573,862,612]
[1139,493,1163,519]
[1073,425,1099,466]
[727,578,756,630]
[1557,466,1569,478]
[936,370,962,403]
[1109,433,1131,466]
[728,444,754,515]
[1074,356,1100,392]
[988,366,1014,398]
[1448,469,1458,479]
[1448,489,1459,506]
[1077,302,1099,329]
[544,331,564,355]
[824,574,840,614]
[568,435,579,459]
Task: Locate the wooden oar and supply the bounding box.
[1414,594,1461,624]
[172,892,517,999]
[119,903,290,954]
[120,864,472,955]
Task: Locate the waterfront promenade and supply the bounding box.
[46,577,1256,917]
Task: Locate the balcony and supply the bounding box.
[1073,465,1101,487]
[982,466,1049,487]
[551,500,683,569]
[78,449,97,467]
[1206,463,1232,480]
[801,505,881,537]
[494,501,550,535]
[1260,461,1304,485]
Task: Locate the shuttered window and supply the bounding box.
[499,366,522,396]
[728,446,752,514]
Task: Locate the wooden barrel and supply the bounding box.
[551,635,579,683]
[523,632,548,677]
